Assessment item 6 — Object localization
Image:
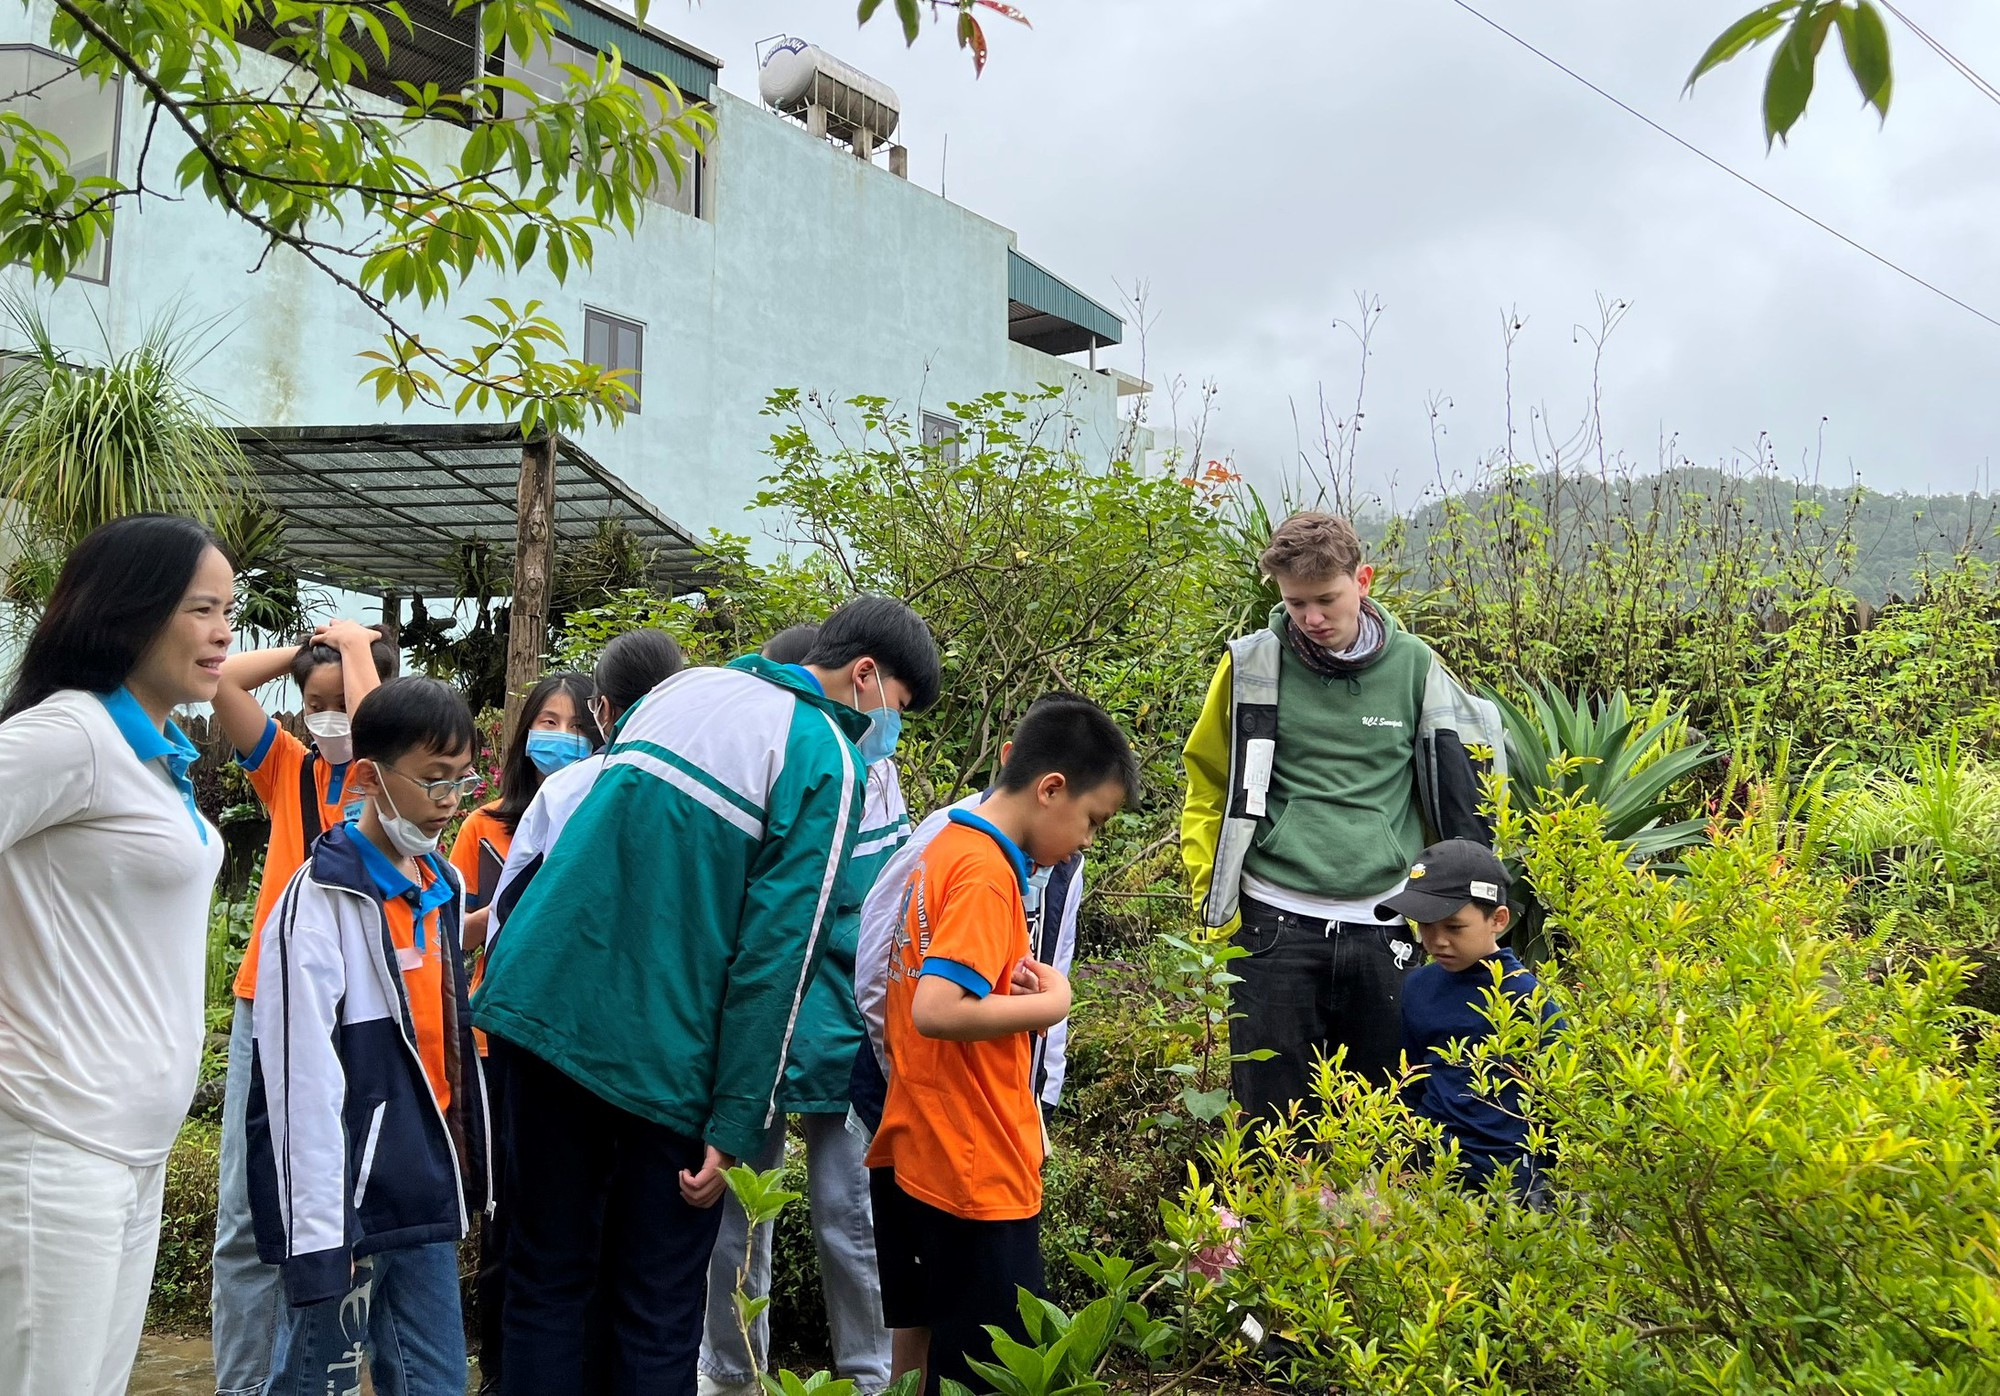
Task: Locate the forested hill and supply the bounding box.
[1370,468,2000,602]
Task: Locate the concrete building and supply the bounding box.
[0,0,1135,624]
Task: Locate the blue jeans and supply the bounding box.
[213,995,283,1395]
[698,1114,891,1392]
[266,1243,466,1396]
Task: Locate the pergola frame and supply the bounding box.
[233,423,713,732]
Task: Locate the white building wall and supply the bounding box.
[0,11,1124,560]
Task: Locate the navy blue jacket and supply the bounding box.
[246,824,490,1305]
[1400,947,1559,1194]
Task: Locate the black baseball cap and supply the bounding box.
[1375,839,1511,924]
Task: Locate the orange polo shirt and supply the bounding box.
[448,803,512,909]
[233,721,358,999]
[354,840,456,1114]
[447,803,512,1056]
[866,816,1045,1221]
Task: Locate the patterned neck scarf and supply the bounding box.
[1284,599,1387,679]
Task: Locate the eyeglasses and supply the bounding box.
[384,765,482,804]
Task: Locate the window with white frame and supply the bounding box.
[583,308,644,411]
[0,46,122,283]
[922,413,962,466]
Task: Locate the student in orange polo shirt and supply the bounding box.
[449,671,599,965]
[207,619,395,1396]
[866,696,1137,1396]
[446,669,598,1396]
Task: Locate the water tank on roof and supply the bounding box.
[759,37,901,142]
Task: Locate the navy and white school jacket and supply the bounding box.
[246,823,491,1305]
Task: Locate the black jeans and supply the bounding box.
[1227,896,1421,1123]
[494,1038,725,1396]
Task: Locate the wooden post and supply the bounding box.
[503,434,559,742]
[379,591,402,667]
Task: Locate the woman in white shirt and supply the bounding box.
[0,514,233,1396]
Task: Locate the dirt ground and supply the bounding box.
[128,1335,481,1394]
[126,1336,216,1396]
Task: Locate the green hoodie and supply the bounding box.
[1239,603,1432,901]
[474,655,870,1160]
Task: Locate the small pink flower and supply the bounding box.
[1215,1208,1241,1231]
[1188,1240,1242,1281]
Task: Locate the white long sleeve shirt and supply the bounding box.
[0,689,222,1166]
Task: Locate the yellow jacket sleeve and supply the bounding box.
[1180,652,1235,925]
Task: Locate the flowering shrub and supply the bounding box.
[1154,796,2000,1394]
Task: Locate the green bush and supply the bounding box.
[148,1119,221,1332]
[1155,799,2000,1393]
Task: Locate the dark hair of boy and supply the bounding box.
[997,693,1141,805]
[351,676,476,767]
[2,513,222,723]
[801,596,942,712]
[288,629,398,688]
[759,622,822,666]
[492,672,596,831]
[594,630,684,714]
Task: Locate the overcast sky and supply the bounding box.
[659,1,2000,507]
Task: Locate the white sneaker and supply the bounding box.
[697,1374,761,1396]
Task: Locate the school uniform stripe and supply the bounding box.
[610,737,767,825]
[762,706,862,1130]
[604,749,765,840]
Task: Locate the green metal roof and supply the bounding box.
[1007,249,1123,356]
[554,4,719,100]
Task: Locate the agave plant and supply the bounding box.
[1487,681,1716,863]
[1485,682,1716,961]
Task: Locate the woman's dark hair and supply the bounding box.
[760,622,821,666]
[594,629,684,719]
[352,675,477,766]
[802,595,941,712]
[492,671,597,833]
[289,629,398,688]
[2,514,222,724]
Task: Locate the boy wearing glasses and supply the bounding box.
[245,677,491,1396]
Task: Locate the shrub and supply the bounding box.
[148,1120,221,1332]
[1157,799,2000,1393]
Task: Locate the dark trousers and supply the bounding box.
[1228,896,1421,1123]
[869,1169,1043,1396]
[494,1038,725,1396]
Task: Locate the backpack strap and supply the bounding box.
[299,748,323,855]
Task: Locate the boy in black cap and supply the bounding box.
[1378,839,1559,1201]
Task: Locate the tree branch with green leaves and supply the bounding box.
[1687,0,1893,147]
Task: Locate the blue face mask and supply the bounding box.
[855,669,903,764]
[526,729,593,776]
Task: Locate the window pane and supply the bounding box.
[584,310,643,411]
[0,47,120,282]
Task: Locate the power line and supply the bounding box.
[1443,0,2000,334]
[1879,1,2000,111]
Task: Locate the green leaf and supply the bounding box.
[1764,3,1830,145]
[1840,0,1893,119]
[1686,1,1798,90]
[894,0,921,44]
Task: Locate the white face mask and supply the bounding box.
[304,711,354,766]
[372,788,441,858]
